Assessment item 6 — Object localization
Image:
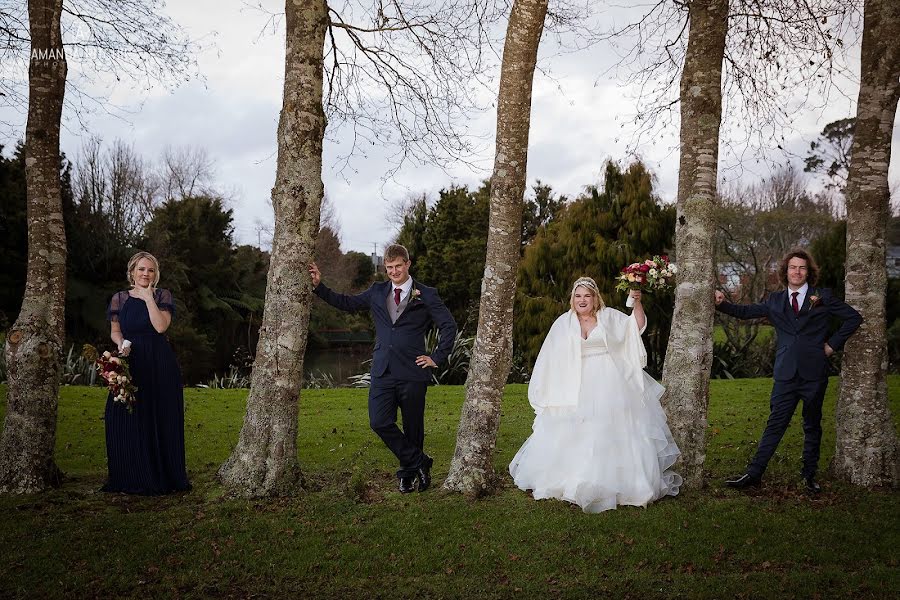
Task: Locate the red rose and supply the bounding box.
[640,264,650,272]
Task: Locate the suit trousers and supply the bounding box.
[368,375,429,478]
[747,376,829,479]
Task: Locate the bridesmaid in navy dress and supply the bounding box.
[102,251,190,495]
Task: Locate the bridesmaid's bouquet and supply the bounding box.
[82,344,138,411]
[616,255,677,307]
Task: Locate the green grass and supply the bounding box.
[1,378,899,599]
[713,324,776,344]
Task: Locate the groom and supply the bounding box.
[308,244,457,493]
[714,249,862,493]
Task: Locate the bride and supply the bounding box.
[509,276,682,513]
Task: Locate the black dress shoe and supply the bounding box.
[725,473,761,489]
[398,476,416,494]
[803,476,821,494]
[417,455,434,492]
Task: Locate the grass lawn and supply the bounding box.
[712,324,776,345]
[1,378,898,599]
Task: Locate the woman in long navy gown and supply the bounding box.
[102,251,190,495]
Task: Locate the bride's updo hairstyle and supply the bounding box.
[569,276,605,314]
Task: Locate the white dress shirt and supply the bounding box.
[787,282,809,312]
[390,276,414,302]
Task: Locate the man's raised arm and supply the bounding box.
[308,262,370,312]
[714,290,770,320]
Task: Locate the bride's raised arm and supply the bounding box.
[629,289,646,332]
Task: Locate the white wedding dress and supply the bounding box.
[509,309,682,513]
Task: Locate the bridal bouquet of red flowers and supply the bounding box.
[83,344,138,411]
[616,255,676,306]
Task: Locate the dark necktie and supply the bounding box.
[394,288,402,306]
[791,291,799,315]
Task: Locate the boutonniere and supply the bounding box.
[411,288,422,302]
[809,290,821,308]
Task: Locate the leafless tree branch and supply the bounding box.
[320,0,509,176]
[1,0,204,135]
[598,0,863,163]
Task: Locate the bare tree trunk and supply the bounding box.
[660,0,728,488]
[0,0,67,494]
[443,0,548,496]
[833,0,900,488]
[218,0,326,497]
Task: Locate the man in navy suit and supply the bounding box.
[714,249,862,493]
[308,244,457,493]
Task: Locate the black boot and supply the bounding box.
[417,455,434,492]
[399,475,416,494]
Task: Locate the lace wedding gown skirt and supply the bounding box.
[510,331,681,513]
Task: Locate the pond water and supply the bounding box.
[304,345,373,386]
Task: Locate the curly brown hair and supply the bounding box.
[779,249,819,287]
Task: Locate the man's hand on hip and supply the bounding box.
[416,355,436,368]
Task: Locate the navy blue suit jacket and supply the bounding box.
[313,279,458,383]
[716,288,862,382]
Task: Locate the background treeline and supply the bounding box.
[3,130,898,385]
[391,156,900,380]
[0,140,376,384]
[393,160,675,379]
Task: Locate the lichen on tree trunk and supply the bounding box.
[660,0,728,489]
[217,0,327,497]
[0,0,68,494]
[833,0,900,489]
[443,0,548,496]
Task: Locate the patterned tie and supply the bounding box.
[394,288,402,306]
[791,291,799,315]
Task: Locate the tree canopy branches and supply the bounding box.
[321,0,507,172]
[0,0,201,132]
[601,0,862,159]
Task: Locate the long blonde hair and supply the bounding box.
[126,251,161,287]
[569,276,605,314]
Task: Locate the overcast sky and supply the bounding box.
[2,1,898,255]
